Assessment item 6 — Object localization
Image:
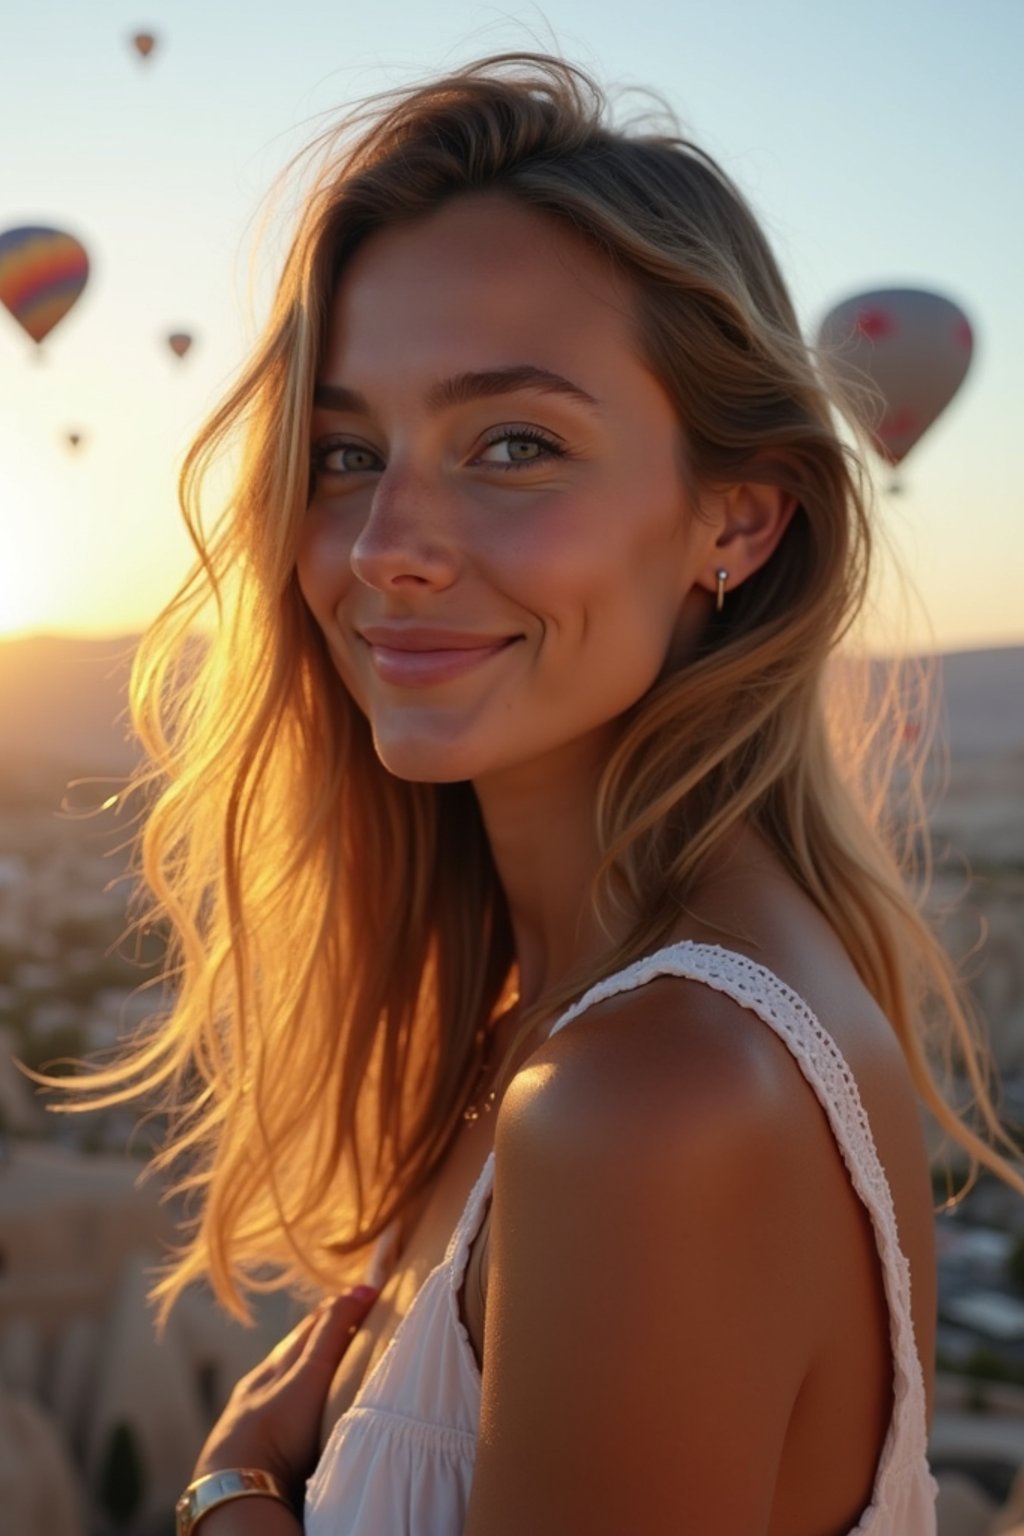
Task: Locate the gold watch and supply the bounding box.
[175,1468,292,1535]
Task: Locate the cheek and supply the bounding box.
[295,507,354,622]
[505,494,685,640]
[296,518,370,712]
[556,522,691,711]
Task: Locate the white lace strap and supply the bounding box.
[544,940,931,1463]
[446,1149,497,1270]
[446,939,930,1466]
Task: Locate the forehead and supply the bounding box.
[324,193,643,380]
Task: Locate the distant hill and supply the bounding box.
[929,647,1024,758]
[0,631,1021,785]
[0,634,140,787]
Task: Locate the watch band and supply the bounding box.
[175,1468,292,1535]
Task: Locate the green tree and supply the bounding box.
[97,1418,144,1528]
[965,1346,1018,1385]
[1007,1232,1024,1294]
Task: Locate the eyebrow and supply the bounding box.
[312,365,602,416]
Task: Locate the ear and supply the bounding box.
[696,481,799,601]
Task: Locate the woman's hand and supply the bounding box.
[191,1286,380,1500]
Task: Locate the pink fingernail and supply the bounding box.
[347,1284,379,1304]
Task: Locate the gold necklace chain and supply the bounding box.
[463,996,520,1124]
[462,1059,499,1122]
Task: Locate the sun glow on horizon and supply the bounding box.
[0,457,56,638]
[0,400,203,642]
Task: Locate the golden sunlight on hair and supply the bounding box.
[36,53,1023,1354]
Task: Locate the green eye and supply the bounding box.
[477,428,565,468]
[505,438,543,461]
[335,445,378,471]
[311,439,383,475]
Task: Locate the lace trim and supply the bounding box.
[446,940,933,1486]
[446,1153,496,1372]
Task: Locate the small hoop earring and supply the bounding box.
[715,568,729,613]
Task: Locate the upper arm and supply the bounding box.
[463,980,826,1536]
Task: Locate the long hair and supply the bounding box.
[50,53,1023,1323]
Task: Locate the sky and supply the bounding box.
[1,0,1021,655]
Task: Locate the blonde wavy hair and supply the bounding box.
[53,52,1023,1323]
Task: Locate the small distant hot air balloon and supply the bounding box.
[65,430,85,451]
[0,226,90,348]
[131,32,157,59]
[166,331,193,360]
[816,288,973,490]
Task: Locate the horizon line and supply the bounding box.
[2,626,1022,663]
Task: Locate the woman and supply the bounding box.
[64,53,1023,1536]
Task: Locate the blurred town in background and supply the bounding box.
[1,632,1023,1536]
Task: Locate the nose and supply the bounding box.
[349,466,460,593]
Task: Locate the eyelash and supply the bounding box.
[476,425,566,470]
[309,439,380,477]
[308,426,567,478]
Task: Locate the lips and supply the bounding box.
[358,629,521,686]
[357,625,520,651]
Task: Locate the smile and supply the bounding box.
[364,637,521,686]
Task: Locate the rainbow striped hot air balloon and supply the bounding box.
[0,226,90,347]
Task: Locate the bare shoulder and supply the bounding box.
[464,973,838,1536]
[497,968,829,1171]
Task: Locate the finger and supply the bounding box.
[312,1287,381,1347]
[248,1304,325,1383]
[285,1287,380,1381]
[247,1285,380,1389]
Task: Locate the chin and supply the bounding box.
[370,730,490,785]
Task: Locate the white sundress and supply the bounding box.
[305,941,940,1534]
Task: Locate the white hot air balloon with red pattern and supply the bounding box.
[816,288,974,490]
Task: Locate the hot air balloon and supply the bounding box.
[65,430,85,451]
[166,331,193,360]
[131,32,157,59]
[816,288,973,489]
[0,226,89,348]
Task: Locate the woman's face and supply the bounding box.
[297,192,721,785]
